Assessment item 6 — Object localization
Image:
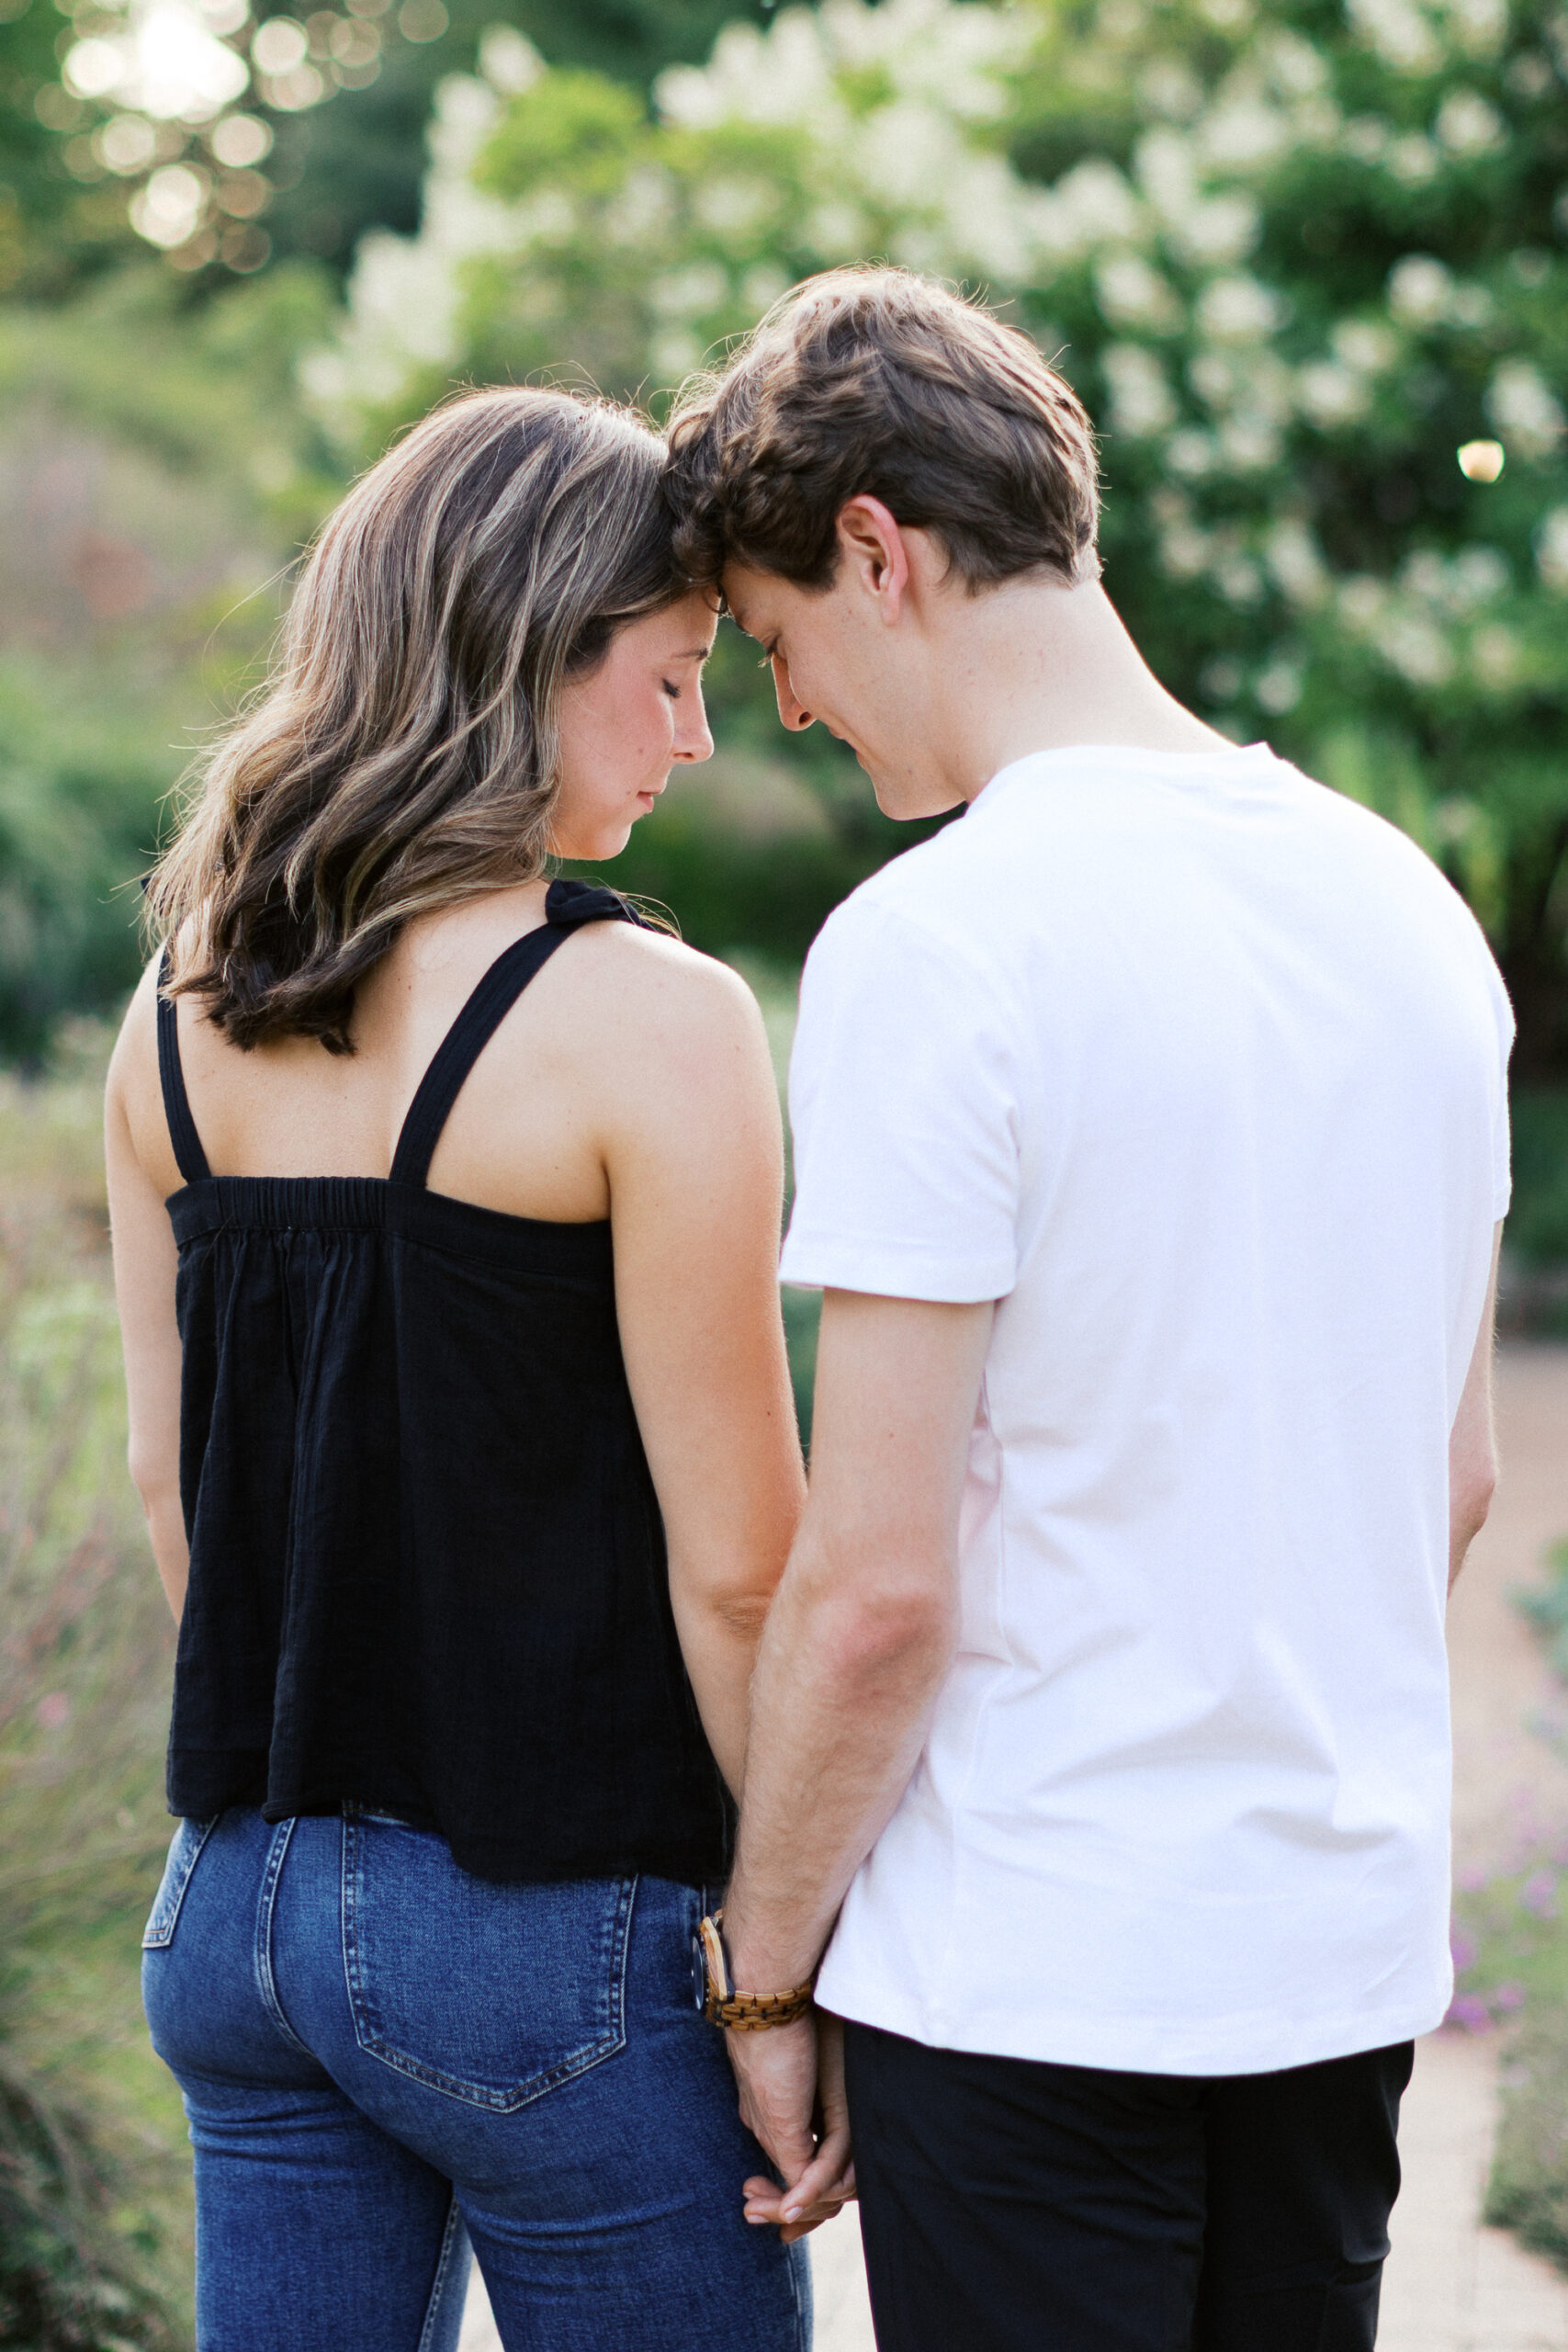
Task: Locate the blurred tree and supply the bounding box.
[0,262,340,1057]
[0,0,142,297]
[310,0,1568,1080]
[264,0,782,279]
[7,0,781,295]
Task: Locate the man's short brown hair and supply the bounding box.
[665,266,1100,594]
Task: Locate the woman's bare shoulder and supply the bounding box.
[545,919,773,1107]
[107,951,183,1193]
[567,917,762,1028]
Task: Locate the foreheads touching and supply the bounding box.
[663,266,1103,816]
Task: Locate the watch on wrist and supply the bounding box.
[691,1908,816,2031]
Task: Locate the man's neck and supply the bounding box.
[924,580,1236,806]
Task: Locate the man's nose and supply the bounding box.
[772,653,814,732]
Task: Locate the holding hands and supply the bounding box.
[734,2011,857,2246]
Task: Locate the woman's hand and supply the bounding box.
[740,2011,856,2245]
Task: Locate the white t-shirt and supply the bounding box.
[782,742,1512,2077]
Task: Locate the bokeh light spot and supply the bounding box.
[1458,439,1506,482]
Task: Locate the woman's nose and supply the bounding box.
[772,653,814,732]
[673,689,715,764]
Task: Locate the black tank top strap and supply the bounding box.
[389,879,645,1192]
[156,949,213,1186]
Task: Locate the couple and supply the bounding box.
[108,267,1510,2352]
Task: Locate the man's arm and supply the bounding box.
[1449,1223,1503,1592]
[722,1287,993,2219]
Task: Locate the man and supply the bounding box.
[665,268,1510,2350]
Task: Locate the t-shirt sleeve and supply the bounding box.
[779,898,1022,1303]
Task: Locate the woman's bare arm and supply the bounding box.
[596,938,806,1797]
[106,962,189,1622]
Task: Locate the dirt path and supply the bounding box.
[1376,1342,1568,2350]
[462,1347,1568,2352]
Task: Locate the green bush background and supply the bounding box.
[3,0,1568,2333]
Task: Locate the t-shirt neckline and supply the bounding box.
[972,740,1279,814]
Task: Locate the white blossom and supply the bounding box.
[1297,360,1371,425]
[1031,160,1142,260]
[1138,60,1203,119]
[1388,134,1439,183]
[1445,0,1509,58]
[1451,546,1510,603]
[476,27,538,96]
[1100,343,1178,438]
[693,177,776,238]
[1386,253,1453,324]
[1536,508,1568,592]
[1340,115,1390,163]
[1266,519,1330,606]
[1348,0,1443,74]
[650,262,729,319]
[1338,577,1389,633]
[1485,361,1567,459]
[1402,546,1507,611]
[807,199,870,256]
[1262,28,1329,96]
[1380,611,1457,684]
[1435,89,1506,154]
[1195,273,1284,340]
[1168,427,1219,477]
[651,328,704,379]
[1213,551,1266,604]
[1256,655,1304,711]
[1218,412,1282,469]
[1094,252,1179,331]
[1332,319,1398,372]
[1200,94,1292,169]
[1160,521,1213,579]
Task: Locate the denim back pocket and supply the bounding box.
[341,1811,637,2111]
[141,1815,219,1950]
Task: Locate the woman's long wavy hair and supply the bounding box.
[147,386,685,1054]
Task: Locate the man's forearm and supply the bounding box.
[721,1522,956,1994]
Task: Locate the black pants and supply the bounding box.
[843,2023,1413,2352]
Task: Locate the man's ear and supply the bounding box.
[835,496,910,625]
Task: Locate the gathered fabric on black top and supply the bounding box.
[158,879,733,1883]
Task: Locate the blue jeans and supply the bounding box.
[141,1807,810,2351]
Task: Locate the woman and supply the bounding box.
[107,387,825,2350]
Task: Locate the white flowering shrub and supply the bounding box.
[313,0,1568,1069]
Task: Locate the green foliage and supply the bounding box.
[1486,2005,1568,2272]
[0,0,142,300]
[476,68,646,198]
[213,0,781,285]
[1454,1847,1568,2275]
[320,0,1568,1080]
[0,261,343,1057]
[0,1045,188,2345]
[1508,1091,1568,1269]
[0,669,166,1065]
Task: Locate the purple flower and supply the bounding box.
[1454,1865,1489,1894]
[1519,1871,1559,1919]
[1444,1993,1494,2034]
[1493,1983,1527,2014]
[1450,1927,1477,1973]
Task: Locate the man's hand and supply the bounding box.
[735,2012,856,2245]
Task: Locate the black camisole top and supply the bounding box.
[157,879,733,1884]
